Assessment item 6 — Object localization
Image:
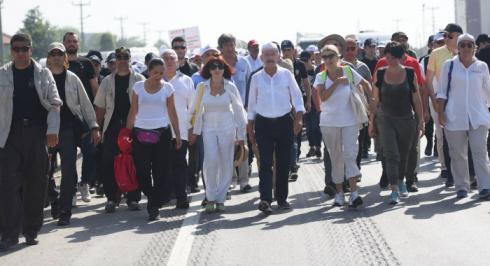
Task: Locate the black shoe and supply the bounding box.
[407,183,419,192]
[89,186,96,194]
[343,182,351,193]
[277,201,291,210]
[323,184,336,197]
[379,175,388,189]
[105,201,116,213]
[361,151,369,159]
[258,200,273,215]
[289,166,299,182]
[433,146,438,157]
[127,201,141,211]
[306,147,315,157]
[176,200,190,209]
[349,195,363,208]
[96,185,104,196]
[424,144,433,156]
[0,238,19,251]
[440,170,448,179]
[240,184,252,193]
[315,147,322,158]
[57,216,71,226]
[50,198,60,220]
[148,208,160,221]
[445,179,455,188]
[201,198,208,207]
[25,235,39,246]
[471,179,478,190]
[190,186,200,193]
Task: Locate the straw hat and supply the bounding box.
[234,144,249,167]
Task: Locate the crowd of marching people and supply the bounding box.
[1,21,490,250]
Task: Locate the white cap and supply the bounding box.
[457,33,475,46]
[47,42,66,53]
[200,45,219,56]
[131,61,147,74]
[261,42,279,53]
[306,44,318,53]
[160,48,177,58]
[434,32,445,42]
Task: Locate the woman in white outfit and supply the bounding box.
[436,33,490,200]
[313,44,372,208]
[190,56,247,213]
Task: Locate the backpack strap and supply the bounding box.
[343,66,354,84]
[446,60,455,100]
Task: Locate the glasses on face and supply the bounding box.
[173,46,187,50]
[48,50,65,57]
[282,48,293,52]
[116,54,130,61]
[209,63,224,70]
[322,54,337,60]
[346,46,356,52]
[12,46,30,53]
[459,42,474,49]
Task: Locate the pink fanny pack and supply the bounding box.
[135,128,161,144]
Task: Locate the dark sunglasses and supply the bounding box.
[173,46,187,50]
[116,54,130,60]
[459,43,474,49]
[12,46,30,53]
[346,46,356,52]
[49,50,65,57]
[209,63,224,70]
[321,54,337,59]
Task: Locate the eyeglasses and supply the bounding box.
[48,50,65,57]
[12,46,30,53]
[173,46,187,50]
[346,46,356,52]
[459,43,475,49]
[209,63,224,70]
[321,54,337,59]
[116,54,130,60]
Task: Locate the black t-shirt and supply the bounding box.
[12,64,47,123]
[111,74,131,123]
[178,60,199,77]
[293,59,308,93]
[69,57,96,102]
[53,70,76,127]
[476,46,490,72]
[361,57,379,76]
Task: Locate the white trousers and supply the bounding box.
[202,129,235,203]
[321,125,361,184]
[445,126,490,192]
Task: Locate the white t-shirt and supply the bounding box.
[313,67,363,127]
[167,73,195,140]
[133,81,174,130]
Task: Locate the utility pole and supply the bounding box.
[0,0,4,65]
[115,16,128,40]
[141,22,149,46]
[393,19,402,31]
[72,1,90,52]
[422,3,426,41]
[428,6,439,34]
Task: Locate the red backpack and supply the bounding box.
[114,128,139,193]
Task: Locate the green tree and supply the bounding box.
[100,33,116,51]
[154,39,169,50]
[19,7,58,59]
[116,36,145,48]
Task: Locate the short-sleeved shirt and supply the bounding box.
[313,67,363,127]
[427,46,454,82]
[133,81,174,129]
[346,60,372,81]
[293,59,308,93]
[12,64,47,123]
[69,57,96,102]
[111,74,131,124]
[361,56,379,76]
[375,55,425,86]
[178,60,200,77]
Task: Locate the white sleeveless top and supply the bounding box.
[133,81,174,129]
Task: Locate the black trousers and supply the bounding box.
[103,120,141,202]
[132,127,171,210]
[0,121,48,240]
[255,114,293,203]
[169,139,189,202]
[57,127,79,216]
[357,125,368,168]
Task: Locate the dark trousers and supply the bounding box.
[305,106,322,147]
[255,114,293,203]
[425,117,434,150]
[188,136,204,189]
[58,127,79,216]
[170,139,189,202]
[133,127,171,210]
[0,121,48,240]
[442,131,454,182]
[323,144,333,186]
[47,147,60,203]
[79,133,95,186]
[405,115,420,185]
[103,120,141,202]
[357,125,368,168]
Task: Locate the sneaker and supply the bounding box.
[315,147,322,158]
[258,200,273,215]
[478,189,490,200]
[127,201,140,211]
[80,183,91,202]
[89,185,96,194]
[105,201,116,213]
[306,147,315,157]
[72,194,77,208]
[323,184,336,197]
[205,202,215,213]
[240,184,252,193]
[226,192,232,200]
[215,203,225,212]
[399,183,409,197]
[289,168,299,182]
[148,208,159,221]
[456,190,468,199]
[176,200,190,209]
[277,201,291,210]
[389,191,400,205]
[333,193,345,207]
[407,183,419,192]
[349,194,363,208]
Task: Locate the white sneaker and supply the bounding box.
[333,193,345,207]
[80,183,91,202]
[72,194,77,207]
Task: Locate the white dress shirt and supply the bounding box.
[231,56,252,103]
[247,66,306,120]
[246,54,263,72]
[436,57,490,131]
[166,72,195,141]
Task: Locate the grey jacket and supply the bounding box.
[0,60,62,148]
[63,70,98,129]
[94,69,145,135]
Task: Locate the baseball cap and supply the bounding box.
[476,34,490,46]
[364,38,378,48]
[248,40,259,47]
[47,42,66,53]
[115,46,131,56]
[434,32,446,42]
[444,23,463,34]
[88,55,101,64]
[86,50,103,61]
[392,32,408,41]
[106,52,116,63]
[280,40,294,50]
[200,45,220,57]
[306,44,318,53]
[457,33,475,46]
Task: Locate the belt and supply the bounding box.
[13,118,44,127]
[256,113,291,122]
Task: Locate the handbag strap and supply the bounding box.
[445,60,455,107]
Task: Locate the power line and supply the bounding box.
[72,0,90,52]
[115,16,128,40]
[140,22,149,46]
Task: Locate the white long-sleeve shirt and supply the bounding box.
[247,66,305,120]
[436,57,490,131]
[246,54,263,72]
[231,56,252,103]
[166,72,195,141]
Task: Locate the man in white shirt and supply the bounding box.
[245,40,263,72]
[247,43,305,214]
[218,33,253,193]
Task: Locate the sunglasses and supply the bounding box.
[346,46,356,52]
[173,46,187,50]
[116,54,130,60]
[459,43,474,49]
[209,63,224,70]
[321,54,337,59]
[12,46,30,53]
[49,50,65,57]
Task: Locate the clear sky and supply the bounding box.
[3,0,455,49]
